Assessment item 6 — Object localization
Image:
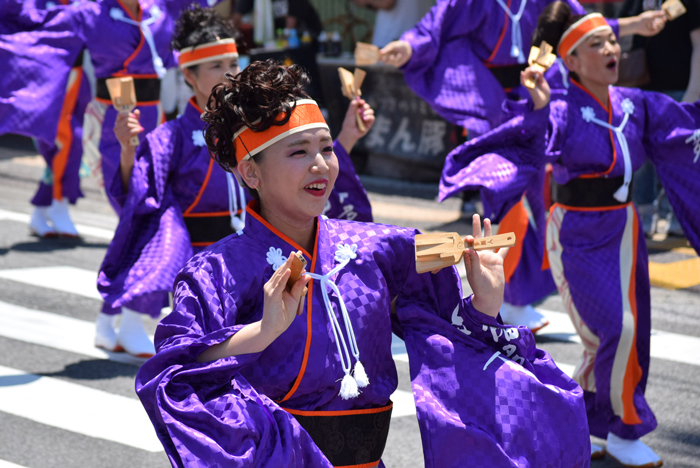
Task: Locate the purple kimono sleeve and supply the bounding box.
[135,258,333,468]
[98,127,192,316]
[384,232,589,467]
[400,0,507,133]
[324,140,373,222]
[642,91,700,253]
[439,100,565,220]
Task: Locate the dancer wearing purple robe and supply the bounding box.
[136,59,590,468]
[440,4,700,465]
[379,0,665,332]
[94,5,374,361]
[0,0,223,213]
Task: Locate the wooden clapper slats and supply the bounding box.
[338,67,367,132]
[415,232,516,274]
[523,41,557,90]
[105,76,139,146]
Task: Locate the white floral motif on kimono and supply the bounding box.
[334,244,358,263]
[621,98,635,115]
[192,130,206,147]
[266,247,287,270]
[581,106,596,123]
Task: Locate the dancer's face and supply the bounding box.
[237,128,339,224]
[565,30,621,87]
[184,57,240,103]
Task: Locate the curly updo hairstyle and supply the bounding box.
[202,59,312,173]
[531,2,584,81]
[171,3,238,67]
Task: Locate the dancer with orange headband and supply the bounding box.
[97,7,375,357]
[441,3,700,465]
[135,59,592,468]
[379,0,665,333]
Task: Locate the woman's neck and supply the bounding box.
[259,203,317,254]
[577,76,610,109]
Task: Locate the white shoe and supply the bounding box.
[95,313,122,352]
[116,308,155,358]
[47,198,79,237]
[606,433,663,467]
[591,442,605,460]
[499,303,549,333]
[29,206,57,238]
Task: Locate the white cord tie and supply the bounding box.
[580,98,634,202]
[493,0,528,64]
[110,7,167,78]
[306,244,366,399]
[226,172,246,233]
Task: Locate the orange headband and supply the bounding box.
[557,13,612,57]
[233,99,329,162]
[178,38,238,69]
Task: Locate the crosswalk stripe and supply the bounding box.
[0,266,101,301]
[0,364,162,452]
[0,300,416,424]
[0,208,114,240]
[0,460,28,468]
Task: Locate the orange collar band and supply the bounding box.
[178,39,238,69]
[233,99,329,163]
[557,13,612,57]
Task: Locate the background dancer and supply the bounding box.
[440,4,700,465]
[136,60,590,468]
[379,0,665,332]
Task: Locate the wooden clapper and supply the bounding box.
[105,76,139,146]
[523,41,557,90]
[662,0,686,20]
[415,232,517,274]
[355,42,380,66]
[338,67,367,132]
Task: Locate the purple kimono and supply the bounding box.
[398,0,618,307]
[0,0,220,211]
[440,81,700,439]
[98,98,373,318]
[136,205,590,467]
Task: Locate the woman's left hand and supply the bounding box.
[463,214,509,318]
[335,98,376,153]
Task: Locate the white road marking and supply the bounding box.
[0,208,114,240]
[0,266,101,301]
[0,365,162,452]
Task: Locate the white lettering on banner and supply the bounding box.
[388,117,416,152]
[417,120,447,157]
[365,115,392,149]
[685,129,700,163]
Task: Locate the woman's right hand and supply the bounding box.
[260,255,311,343]
[114,109,143,149]
[521,66,551,111]
[379,40,412,68]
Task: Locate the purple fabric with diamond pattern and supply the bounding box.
[136,209,588,466]
[440,81,700,439]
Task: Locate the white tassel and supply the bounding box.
[230,215,245,232]
[353,360,369,388]
[613,183,629,203]
[339,373,359,400]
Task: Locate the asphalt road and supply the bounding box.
[0,138,698,468]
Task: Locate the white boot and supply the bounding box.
[47,197,79,237]
[116,307,155,358]
[606,433,663,467]
[591,441,605,460]
[29,206,57,238]
[95,313,121,352]
[499,302,549,333]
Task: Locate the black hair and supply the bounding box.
[532,2,585,82]
[202,59,311,173]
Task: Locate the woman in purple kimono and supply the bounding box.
[96,6,376,358]
[378,0,666,332]
[440,4,700,465]
[0,0,223,213]
[135,60,591,467]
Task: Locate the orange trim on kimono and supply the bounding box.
[485,0,513,65]
[621,209,643,425]
[183,158,215,215]
[53,67,83,201]
[499,197,529,283]
[283,402,393,418]
[116,0,145,76]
